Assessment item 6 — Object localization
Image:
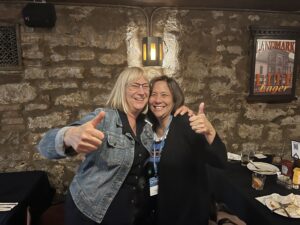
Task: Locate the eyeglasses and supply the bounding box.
[128,83,150,91]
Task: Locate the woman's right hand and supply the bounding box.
[174,105,194,117]
[64,111,105,154]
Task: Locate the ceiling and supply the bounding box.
[2,0,300,12]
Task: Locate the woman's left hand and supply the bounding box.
[189,102,216,144]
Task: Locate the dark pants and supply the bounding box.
[64,192,157,225]
[64,192,99,225]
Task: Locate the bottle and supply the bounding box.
[281,159,293,178]
[292,167,300,189]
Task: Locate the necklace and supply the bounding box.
[150,115,173,178]
[154,129,169,142]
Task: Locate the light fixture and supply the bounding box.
[142,8,163,66]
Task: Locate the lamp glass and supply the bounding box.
[150,43,156,60]
[143,43,147,61]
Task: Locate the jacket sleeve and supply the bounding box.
[203,133,228,169]
[37,126,72,159]
[37,108,106,159]
[180,114,227,169]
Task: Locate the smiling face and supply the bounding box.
[149,80,174,126]
[125,76,149,117]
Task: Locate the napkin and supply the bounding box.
[227,152,241,161]
[256,193,300,218]
[256,193,300,205]
[254,153,267,159]
[0,202,18,211]
[256,194,272,205]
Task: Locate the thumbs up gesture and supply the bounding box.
[64,111,105,153]
[189,102,216,144]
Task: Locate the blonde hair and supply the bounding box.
[106,67,149,114]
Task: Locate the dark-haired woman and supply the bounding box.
[147,75,227,225]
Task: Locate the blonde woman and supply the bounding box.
[39,67,155,225]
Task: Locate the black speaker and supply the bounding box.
[22,3,56,28]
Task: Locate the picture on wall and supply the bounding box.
[292,140,300,159]
[247,26,300,102]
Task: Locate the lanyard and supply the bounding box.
[152,115,173,176]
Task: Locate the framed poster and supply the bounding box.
[292,140,300,159]
[247,26,300,102]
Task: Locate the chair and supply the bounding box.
[37,202,64,225]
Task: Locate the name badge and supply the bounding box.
[149,177,158,196]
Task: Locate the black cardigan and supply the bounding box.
[156,114,227,225]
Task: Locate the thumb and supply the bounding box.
[90,111,105,128]
[198,102,205,115]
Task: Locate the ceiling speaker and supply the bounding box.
[22,3,56,28]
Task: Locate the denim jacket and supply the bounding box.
[37,108,153,223]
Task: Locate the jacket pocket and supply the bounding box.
[103,132,130,166]
[107,132,128,149]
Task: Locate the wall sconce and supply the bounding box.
[142,8,163,66]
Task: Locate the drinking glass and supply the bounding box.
[240,150,250,166]
[249,149,255,162]
[252,172,266,190]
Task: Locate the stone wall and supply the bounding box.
[0,3,299,194]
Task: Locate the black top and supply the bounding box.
[156,114,227,225]
[102,111,151,225]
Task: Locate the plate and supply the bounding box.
[247,162,279,175]
[265,195,300,218]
